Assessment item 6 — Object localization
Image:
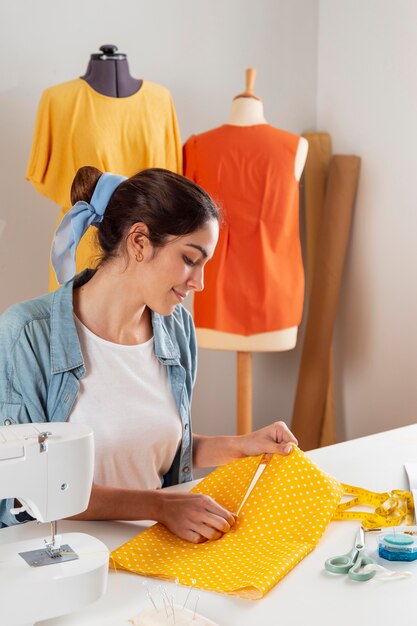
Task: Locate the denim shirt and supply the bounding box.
[0,270,196,527]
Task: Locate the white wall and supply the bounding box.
[0,1,319,437]
[317,0,417,439]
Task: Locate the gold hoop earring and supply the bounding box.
[135,252,144,262]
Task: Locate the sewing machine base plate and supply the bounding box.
[19,544,79,567]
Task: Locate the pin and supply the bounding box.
[146,592,157,611]
[171,594,176,624]
[162,597,169,618]
[161,587,174,616]
[182,578,196,609]
[193,595,200,621]
[142,581,157,611]
[157,586,169,618]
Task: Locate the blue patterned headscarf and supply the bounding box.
[51,172,127,285]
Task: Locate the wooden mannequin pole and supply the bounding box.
[234,67,261,101]
[246,68,256,95]
[237,351,252,434]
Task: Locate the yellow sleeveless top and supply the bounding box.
[26,78,182,290]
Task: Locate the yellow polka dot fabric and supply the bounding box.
[110,447,343,599]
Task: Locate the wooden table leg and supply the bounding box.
[237,351,252,435]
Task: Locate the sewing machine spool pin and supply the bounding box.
[38,430,52,452]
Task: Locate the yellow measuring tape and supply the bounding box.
[333,484,414,529]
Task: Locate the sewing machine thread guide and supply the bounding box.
[19,544,79,567]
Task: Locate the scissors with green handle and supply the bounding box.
[325,527,376,581]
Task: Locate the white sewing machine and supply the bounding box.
[0,422,109,626]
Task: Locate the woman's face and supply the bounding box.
[138,219,219,315]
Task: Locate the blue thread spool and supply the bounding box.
[378,533,417,562]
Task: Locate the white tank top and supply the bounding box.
[70,316,182,490]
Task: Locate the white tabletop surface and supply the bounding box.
[2,424,417,626]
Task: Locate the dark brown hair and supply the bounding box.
[70,167,220,264]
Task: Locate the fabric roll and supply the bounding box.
[302,132,335,447]
[292,155,361,450]
[302,132,332,294]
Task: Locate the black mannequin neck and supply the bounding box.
[81,58,142,98]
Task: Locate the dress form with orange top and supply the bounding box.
[184,69,308,434]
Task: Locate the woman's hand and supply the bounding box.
[193,422,299,468]
[238,420,298,458]
[156,491,237,543]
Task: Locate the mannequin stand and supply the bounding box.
[192,68,307,437]
[237,352,252,434]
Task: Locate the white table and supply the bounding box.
[2,424,417,626]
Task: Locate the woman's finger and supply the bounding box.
[275,421,298,445]
[202,499,237,526]
[191,523,223,542]
[184,529,206,544]
[202,512,234,533]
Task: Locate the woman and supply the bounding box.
[0,167,297,542]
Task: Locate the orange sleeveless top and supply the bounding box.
[183,124,304,335]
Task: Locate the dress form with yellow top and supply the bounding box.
[26,45,182,291]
